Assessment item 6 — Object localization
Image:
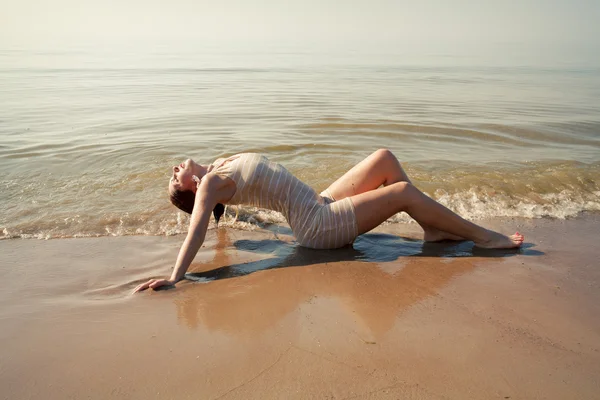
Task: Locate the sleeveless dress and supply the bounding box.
[211,153,358,249]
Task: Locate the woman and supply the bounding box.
[133,149,523,293]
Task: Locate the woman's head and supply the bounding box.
[169,159,200,193]
[168,158,203,212]
[168,158,225,223]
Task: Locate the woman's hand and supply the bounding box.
[132,278,176,293]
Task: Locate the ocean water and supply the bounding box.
[1,47,599,239]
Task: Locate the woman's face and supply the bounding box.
[169,159,196,192]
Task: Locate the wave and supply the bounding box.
[2,187,598,240]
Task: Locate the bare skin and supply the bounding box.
[323,149,524,249]
[133,150,523,293]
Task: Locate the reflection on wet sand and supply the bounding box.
[174,228,512,337]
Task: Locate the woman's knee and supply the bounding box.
[371,149,409,186]
[390,181,418,207]
[372,149,401,173]
[372,148,396,164]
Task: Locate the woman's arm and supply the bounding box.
[133,176,220,293]
[169,183,216,282]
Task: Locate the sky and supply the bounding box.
[1,0,599,53]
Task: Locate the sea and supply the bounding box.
[1,45,599,239]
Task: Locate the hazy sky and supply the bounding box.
[1,0,599,51]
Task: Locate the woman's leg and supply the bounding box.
[350,182,524,249]
[324,148,462,241]
[324,148,410,199]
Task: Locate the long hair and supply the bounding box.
[169,189,225,225]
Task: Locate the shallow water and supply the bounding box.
[1,47,599,239]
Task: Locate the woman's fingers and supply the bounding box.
[133,280,153,293]
[149,279,169,289]
[133,278,174,294]
[133,279,158,293]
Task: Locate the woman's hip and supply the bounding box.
[293,195,358,250]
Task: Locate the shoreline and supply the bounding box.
[1,215,599,399]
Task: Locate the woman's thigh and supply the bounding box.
[349,182,416,234]
[324,149,409,201]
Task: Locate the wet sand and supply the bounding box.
[1,215,599,399]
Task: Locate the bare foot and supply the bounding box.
[423,227,464,242]
[474,231,524,249]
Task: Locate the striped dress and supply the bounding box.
[211,153,358,249]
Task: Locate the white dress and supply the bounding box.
[211,153,358,249]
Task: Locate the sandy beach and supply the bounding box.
[0,215,599,399]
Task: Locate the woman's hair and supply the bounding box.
[169,189,225,224]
